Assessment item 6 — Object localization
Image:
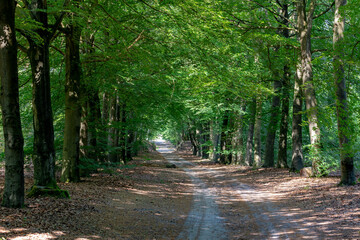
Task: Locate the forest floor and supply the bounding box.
[0,141,359,239]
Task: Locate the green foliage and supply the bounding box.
[1,0,358,185]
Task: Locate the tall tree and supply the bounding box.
[20,0,67,191]
[276,1,291,169]
[264,80,281,167]
[61,6,82,182]
[253,100,262,167]
[297,0,321,173]
[244,99,257,166]
[277,65,290,168]
[333,0,356,185]
[108,94,119,163]
[0,0,25,208]
[291,61,304,171]
[231,105,246,165]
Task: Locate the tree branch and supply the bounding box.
[351,40,360,59]
[313,1,335,19]
[49,0,71,42]
[127,30,144,51]
[247,0,295,26]
[17,44,28,54]
[50,45,65,56]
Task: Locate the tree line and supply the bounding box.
[0,0,359,208]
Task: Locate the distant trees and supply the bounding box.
[163,0,358,185]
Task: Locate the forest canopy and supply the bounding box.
[0,0,359,207]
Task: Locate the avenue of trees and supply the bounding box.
[0,0,359,208]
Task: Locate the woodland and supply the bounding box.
[0,0,359,230]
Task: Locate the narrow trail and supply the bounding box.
[155,140,228,240]
[154,139,308,240]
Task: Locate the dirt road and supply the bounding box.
[156,139,228,240]
[155,139,359,239]
[1,140,358,239]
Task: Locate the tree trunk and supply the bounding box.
[189,129,198,156]
[220,111,231,164]
[333,0,356,185]
[28,39,56,187]
[264,80,281,167]
[196,128,203,157]
[201,123,210,159]
[232,105,246,165]
[88,90,101,161]
[291,61,304,171]
[61,23,82,183]
[244,99,256,166]
[108,95,118,163]
[253,100,262,167]
[119,104,128,164]
[79,101,90,176]
[297,0,321,173]
[277,65,290,168]
[209,120,221,162]
[0,0,25,208]
[102,92,110,125]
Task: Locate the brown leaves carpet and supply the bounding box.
[1,150,359,239]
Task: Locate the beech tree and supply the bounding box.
[333,0,356,185]
[291,61,304,171]
[16,0,70,196]
[296,0,322,173]
[61,1,82,183]
[0,0,25,208]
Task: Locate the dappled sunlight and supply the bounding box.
[168,144,360,239]
[0,220,103,240]
[1,140,358,239]
[0,229,101,240]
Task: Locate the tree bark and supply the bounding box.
[119,104,128,163]
[209,119,221,163]
[27,9,56,187]
[333,0,356,185]
[201,123,210,159]
[264,80,281,167]
[244,99,256,166]
[102,92,110,125]
[297,0,321,173]
[61,22,82,183]
[0,0,25,208]
[253,100,262,167]
[277,65,290,168]
[79,101,90,176]
[232,105,246,165]
[108,95,119,163]
[220,111,231,164]
[88,90,101,161]
[291,61,304,171]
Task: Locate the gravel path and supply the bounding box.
[155,139,306,240]
[155,140,228,240]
